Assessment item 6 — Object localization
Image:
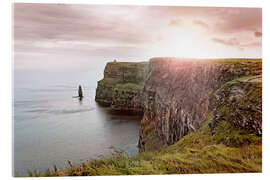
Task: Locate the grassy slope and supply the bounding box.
[98,62,148,89]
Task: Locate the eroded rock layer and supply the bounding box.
[138,58,262,152]
[95,61,148,113]
[209,75,262,136]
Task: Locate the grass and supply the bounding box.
[97,78,145,92]
[115,83,144,91]
[205,58,262,63]
[103,61,149,84]
[98,78,119,86]
[108,61,148,66]
[150,57,262,63]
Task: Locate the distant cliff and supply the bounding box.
[95,61,148,113]
[95,58,262,152]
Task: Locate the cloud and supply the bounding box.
[254,31,262,37]
[212,36,261,51]
[192,19,208,28]
[212,8,262,34]
[168,18,182,27]
[156,6,261,34]
[14,4,157,45]
[13,3,262,70]
[212,37,240,46]
[241,41,262,48]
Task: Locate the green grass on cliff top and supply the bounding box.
[150,57,261,62]
[115,83,144,91]
[107,61,148,67]
[98,79,144,90]
[98,78,119,86]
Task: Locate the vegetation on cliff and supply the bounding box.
[95,61,148,112]
[139,58,262,152]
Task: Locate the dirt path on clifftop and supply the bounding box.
[241,75,262,82]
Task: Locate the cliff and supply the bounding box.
[209,75,262,138]
[95,61,148,113]
[95,58,262,152]
[138,58,262,151]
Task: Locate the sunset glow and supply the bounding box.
[14,4,262,71]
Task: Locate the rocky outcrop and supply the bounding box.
[209,75,262,136]
[95,61,148,113]
[95,58,262,152]
[138,58,262,152]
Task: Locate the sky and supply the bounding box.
[13,3,262,72]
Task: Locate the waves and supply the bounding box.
[21,105,96,115]
[14,85,97,120]
[49,108,95,115]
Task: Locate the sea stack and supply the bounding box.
[78,85,83,98]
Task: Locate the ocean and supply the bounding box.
[13,70,141,176]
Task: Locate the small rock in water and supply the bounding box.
[78,85,83,98]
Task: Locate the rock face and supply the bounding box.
[138,58,262,152]
[95,58,262,152]
[209,75,262,136]
[95,61,148,113]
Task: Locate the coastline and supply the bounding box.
[21,57,262,176]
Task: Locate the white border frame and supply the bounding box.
[1,0,269,180]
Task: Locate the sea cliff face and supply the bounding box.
[95,58,262,152]
[95,61,148,113]
[138,58,262,151]
[209,75,262,136]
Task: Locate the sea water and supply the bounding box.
[13,70,141,176]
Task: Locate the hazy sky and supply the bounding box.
[14,3,262,71]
